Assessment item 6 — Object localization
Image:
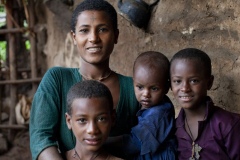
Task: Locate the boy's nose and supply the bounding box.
[87,121,99,135]
[180,82,191,92]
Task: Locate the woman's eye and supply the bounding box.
[79,29,88,33]
[99,27,108,33]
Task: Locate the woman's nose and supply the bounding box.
[89,30,99,43]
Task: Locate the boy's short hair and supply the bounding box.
[133,51,170,82]
[170,48,212,77]
[67,80,113,115]
[71,0,118,33]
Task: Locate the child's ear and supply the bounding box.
[111,109,116,127]
[65,112,72,130]
[207,75,214,90]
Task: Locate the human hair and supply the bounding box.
[133,51,170,82]
[170,48,212,77]
[66,80,113,115]
[71,0,118,33]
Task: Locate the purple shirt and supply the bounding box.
[176,97,240,160]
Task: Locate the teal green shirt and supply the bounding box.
[30,67,139,160]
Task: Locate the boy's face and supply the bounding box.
[65,97,114,152]
[170,59,213,110]
[133,65,168,109]
[71,10,119,65]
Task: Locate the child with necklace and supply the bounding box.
[30,0,139,159]
[170,48,240,160]
[65,80,123,160]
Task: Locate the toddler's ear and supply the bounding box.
[65,112,72,130]
[207,75,214,90]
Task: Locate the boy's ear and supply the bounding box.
[111,109,116,127]
[65,112,72,130]
[207,75,214,90]
[164,80,170,94]
[114,29,119,44]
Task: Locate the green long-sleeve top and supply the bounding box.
[30,67,139,160]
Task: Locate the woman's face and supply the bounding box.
[71,10,119,65]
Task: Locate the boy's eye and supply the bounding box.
[136,85,143,90]
[190,79,199,84]
[172,79,181,84]
[97,116,108,122]
[77,118,87,124]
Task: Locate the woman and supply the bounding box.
[30,0,139,159]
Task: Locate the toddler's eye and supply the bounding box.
[151,87,158,91]
[172,79,181,84]
[136,85,143,90]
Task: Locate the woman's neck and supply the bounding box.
[79,59,111,81]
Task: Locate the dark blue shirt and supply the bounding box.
[121,96,177,160]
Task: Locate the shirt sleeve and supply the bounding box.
[223,113,240,160]
[29,68,61,160]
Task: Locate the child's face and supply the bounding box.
[133,65,167,109]
[170,59,213,110]
[71,10,119,65]
[65,97,114,152]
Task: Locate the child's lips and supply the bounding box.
[179,95,193,102]
[84,138,101,145]
[141,100,151,106]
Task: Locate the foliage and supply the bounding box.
[0,41,6,61]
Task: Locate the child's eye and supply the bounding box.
[151,87,159,91]
[190,79,199,84]
[97,116,107,122]
[136,85,143,90]
[77,118,87,124]
[172,79,181,84]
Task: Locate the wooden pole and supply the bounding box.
[6,0,17,140]
[28,0,38,92]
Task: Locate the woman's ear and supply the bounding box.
[71,30,77,45]
[65,112,72,130]
[114,29,119,44]
[207,75,214,90]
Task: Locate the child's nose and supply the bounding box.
[180,82,191,92]
[87,121,100,135]
[142,89,151,98]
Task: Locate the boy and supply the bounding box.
[106,51,177,159]
[170,48,240,160]
[65,80,123,160]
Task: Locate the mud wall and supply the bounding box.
[35,0,240,114]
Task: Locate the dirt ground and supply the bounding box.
[0,130,31,160]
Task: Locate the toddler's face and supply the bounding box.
[133,65,167,109]
[170,59,213,110]
[66,97,113,152]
